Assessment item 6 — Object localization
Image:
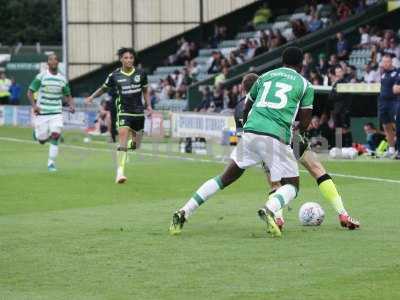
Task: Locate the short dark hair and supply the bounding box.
[383,52,394,59]
[117,47,136,59]
[282,46,303,67]
[364,122,375,129]
[242,73,259,93]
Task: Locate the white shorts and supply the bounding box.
[230,132,299,182]
[34,114,63,141]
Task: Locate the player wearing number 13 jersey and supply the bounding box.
[170,47,313,237]
[244,66,313,144]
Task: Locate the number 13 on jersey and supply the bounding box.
[256,81,293,109]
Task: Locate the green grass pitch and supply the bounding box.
[1,126,400,300]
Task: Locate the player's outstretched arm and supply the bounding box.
[85,87,106,104]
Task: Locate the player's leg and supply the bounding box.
[170,160,246,235]
[34,115,50,145]
[170,134,257,235]
[115,116,130,183]
[300,150,360,229]
[128,116,145,150]
[47,114,63,171]
[257,136,299,237]
[261,162,285,230]
[379,100,396,156]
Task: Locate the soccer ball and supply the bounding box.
[298,202,325,226]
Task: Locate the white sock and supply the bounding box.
[274,209,283,219]
[48,144,58,165]
[180,176,223,218]
[265,184,297,214]
[389,146,395,154]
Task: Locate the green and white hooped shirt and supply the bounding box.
[29,70,71,115]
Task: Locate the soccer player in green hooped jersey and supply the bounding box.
[237,74,359,230]
[86,47,152,184]
[27,54,75,172]
[170,47,313,237]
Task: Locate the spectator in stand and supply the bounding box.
[214,66,229,86]
[317,53,329,76]
[238,40,251,61]
[176,68,193,98]
[302,52,315,79]
[160,77,175,100]
[336,32,350,60]
[270,30,287,49]
[252,3,272,27]
[383,38,400,59]
[308,12,323,33]
[228,51,241,66]
[370,44,382,66]
[357,25,371,48]
[366,0,379,6]
[330,65,353,147]
[254,34,269,56]
[363,62,380,83]
[347,65,359,83]
[370,26,382,45]
[337,1,352,21]
[208,51,223,74]
[292,19,308,39]
[212,85,224,111]
[355,0,366,14]
[148,88,158,108]
[9,77,21,105]
[190,60,200,79]
[195,86,212,112]
[209,25,227,48]
[188,42,199,60]
[247,39,258,59]
[225,85,239,110]
[309,69,323,85]
[0,72,11,104]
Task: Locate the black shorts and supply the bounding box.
[117,115,145,132]
[378,98,399,124]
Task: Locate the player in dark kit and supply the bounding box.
[86,47,152,183]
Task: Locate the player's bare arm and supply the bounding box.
[242,96,254,125]
[86,87,107,104]
[297,108,313,133]
[143,86,153,116]
[65,95,75,113]
[27,89,40,114]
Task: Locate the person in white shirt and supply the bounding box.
[363,62,380,83]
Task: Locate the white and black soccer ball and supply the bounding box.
[298,202,325,226]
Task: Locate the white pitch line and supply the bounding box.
[1,136,400,184]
